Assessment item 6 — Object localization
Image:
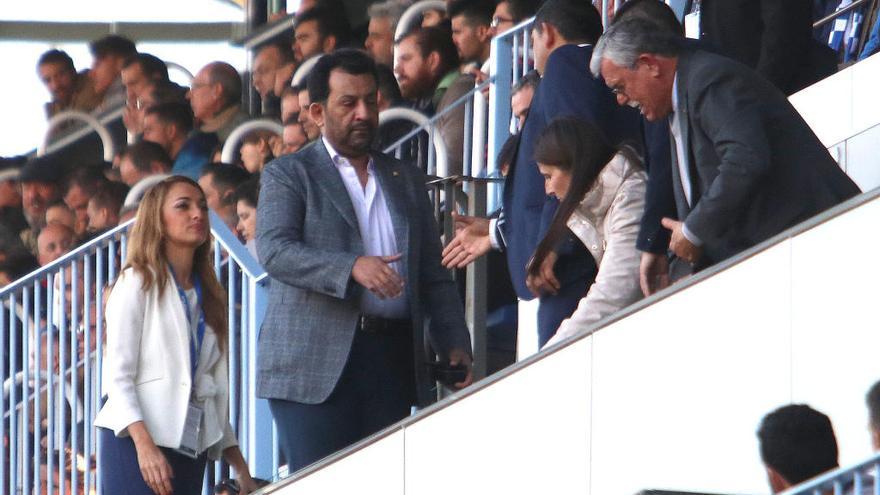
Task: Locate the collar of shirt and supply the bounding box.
[671,71,679,112]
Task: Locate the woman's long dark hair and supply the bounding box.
[527,116,641,277]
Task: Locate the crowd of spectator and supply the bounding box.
[0,0,878,492]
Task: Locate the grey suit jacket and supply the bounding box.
[672,48,860,263]
[255,139,472,406]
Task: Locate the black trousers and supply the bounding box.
[98,427,207,494]
[270,327,416,473]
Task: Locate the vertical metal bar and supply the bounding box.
[602,0,609,27]
[512,32,521,84]
[83,254,93,495]
[0,295,6,492]
[22,289,31,495]
[120,233,128,268]
[466,181,489,380]
[228,260,239,473]
[108,240,117,283]
[214,240,222,281]
[249,278,273,480]
[9,292,18,495]
[427,127,436,176]
[34,281,43,495]
[874,462,880,495]
[70,261,80,495]
[489,30,515,212]
[46,272,55,495]
[96,245,105,495]
[58,266,68,495]
[463,98,473,178]
[522,27,531,76]
[239,277,249,464]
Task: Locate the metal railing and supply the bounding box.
[0,211,274,494]
[783,451,880,495]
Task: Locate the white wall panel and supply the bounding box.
[405,338,592,495]
[791,68,852,147]
[275,430,405,495]
[591,241,793,495]
[790,198,880,466]
[844,125,880,192]
[850,52,880,135]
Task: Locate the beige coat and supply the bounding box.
[545,153,646,348]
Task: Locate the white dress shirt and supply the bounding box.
[669,73,703,246]
[323,137,409,318]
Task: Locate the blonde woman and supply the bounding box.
[95,176,255,494]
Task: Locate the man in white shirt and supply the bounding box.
[256,49,473,474]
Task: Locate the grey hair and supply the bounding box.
[367,0,411,27]
[205,61,243,109]
[590,17,683,77]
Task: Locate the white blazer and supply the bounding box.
[544,153,646,348]
[94,267,236,459]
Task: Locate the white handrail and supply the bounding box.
[221,119,283,164]
[165,61,194,83]
[379,107,450,178]
[394,0,447,40]
[38,110,116,162]
[291,55,322,88]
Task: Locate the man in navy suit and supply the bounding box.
[442,0,641,353]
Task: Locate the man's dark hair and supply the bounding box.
[147,81,189,106]
[308,49,379,104]
[0,251,39,283]
[612,0,684,36]
[64,164,107,196]
[122,140,173,172]
[376,63,402,105]
[145,101,194,135]
[89,35,137,59]
[206,62,243,108]
[448,0,495,26]
[233,175,261,208]
[397,25,460,80]
[507,0,542,22]
[497,131,520,169]
[258,42,296,65]
[122,52,169,82]
[91,181,129,214]
[867,381,880,432]
[200,163,251,204]
[37,49,75,73]
[512,69,540,95]
[534,0,603,45]
[757,404,839,486]
[280,84,300,99]
[294,6,352,48]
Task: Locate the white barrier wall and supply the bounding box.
[269,193,880,495]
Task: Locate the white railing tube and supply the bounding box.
[221,119,283,164]
[38,110,116,162]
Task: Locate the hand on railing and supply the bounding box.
[441,212,492,269]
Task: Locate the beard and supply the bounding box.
[345,121,376,153]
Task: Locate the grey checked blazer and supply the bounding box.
[255,139,472,406]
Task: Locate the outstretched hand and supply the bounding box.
[441,212,491,269]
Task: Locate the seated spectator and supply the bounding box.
[450,0,495,67]
[395,25,472,175]
[279,118,308,155]
[366,0,411,66]
[117,140,173,187]
[120,52,170,135]
[490,0,541,63]
[280,85,302,124]
[757,404,840,493]
[19,154,64,254]
[293,6,351,63]
[37,222,75,266]
[198,163,251,232]
[189,62,249,143]
[526,117,645,348]
[511,69,539,129]
[86,181,129,236]
[421,7,446,27]
[233,176,261,261]
[239,129,277,173]
[142,101,218,180]
[37,49,99,119]
[0,157,26,233]
[88,35,137,110]
[274,61,297,103]
[63,164,108,239]
[45,201,76,232]
[297,85,321,142]
[253,42,295,116]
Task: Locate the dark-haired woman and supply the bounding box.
[527,116,646,349]
[95,176,256,494]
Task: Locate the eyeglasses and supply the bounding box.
[491,15,514,28]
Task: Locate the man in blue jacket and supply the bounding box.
[443,0,641,354]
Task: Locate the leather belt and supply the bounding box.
[357,315,410,335]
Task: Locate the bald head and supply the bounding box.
[190,61,242,122]
[37,222,75,266]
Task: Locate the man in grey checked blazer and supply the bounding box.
[256,49,473,473]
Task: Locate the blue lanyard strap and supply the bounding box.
[169,266,206,381]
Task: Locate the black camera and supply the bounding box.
[425,361,468,387]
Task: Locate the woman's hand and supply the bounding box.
[129,422,174,495]
[526,251,560,296]
[223,445,258,494]
[237,475,259,494]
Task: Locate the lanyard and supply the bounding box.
[169,266,206,381]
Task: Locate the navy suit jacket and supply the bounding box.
[501,43,642,301]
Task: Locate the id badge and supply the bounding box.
[685,11,701,39]
[175,402,203,459]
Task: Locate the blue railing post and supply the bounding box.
[489,26,515,212]
[248,277,274,480]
